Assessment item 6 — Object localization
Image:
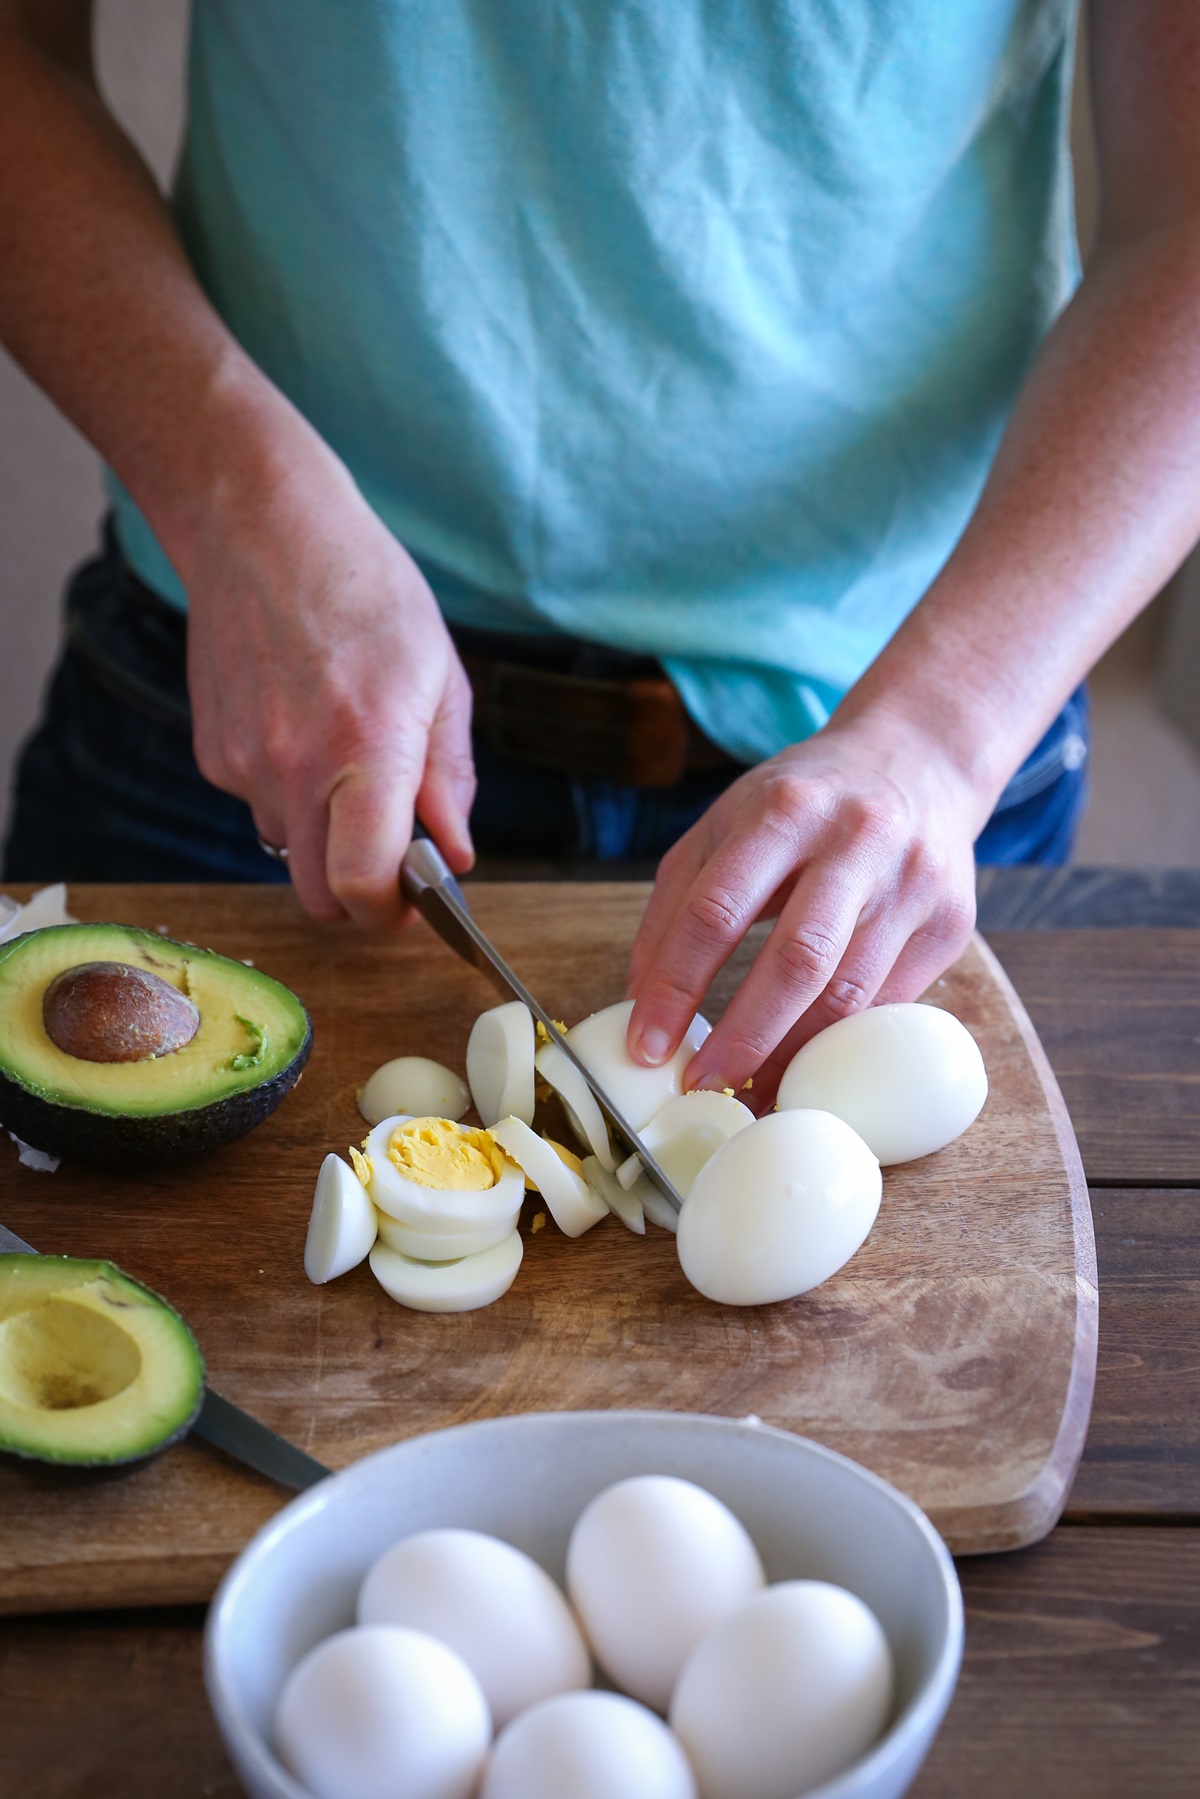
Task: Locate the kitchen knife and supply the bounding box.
[0,1221,330,1491]
[400,834,686,1212]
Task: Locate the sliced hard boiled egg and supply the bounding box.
[641,1187,681,1234]
[534,1038,615,1171]
[358,1056,470,1128]
[637,1091,754,1201]
[364,1116,525,1232]
[305,1153,378,1284]
[374,1210,519,1263]
[490,1116,609,1238]
[676,1109,881,1305]
[581,1155,646,1235]
[467,1001,536,1127]
[777,1000,988,1164]
[565,999,711,1132]
[369,1230,524,1313]
[616,1151,644,1190]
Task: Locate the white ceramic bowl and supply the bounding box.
[205,1411,962,1799]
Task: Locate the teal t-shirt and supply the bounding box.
[110,0,1080,762]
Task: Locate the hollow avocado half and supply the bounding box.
[0,1254,205,1466]
[0,922,312,1167]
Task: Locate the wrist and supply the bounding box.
[819,692,1005,842]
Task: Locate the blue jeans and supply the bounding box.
[3,535,1088,880]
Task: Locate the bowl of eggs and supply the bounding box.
[205,1409,963,1799]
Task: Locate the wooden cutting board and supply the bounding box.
[0,883,1095,1612]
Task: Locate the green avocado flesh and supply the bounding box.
[0,923,312,1166]
[0,1256,204,1465]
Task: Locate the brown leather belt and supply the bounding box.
[457,643,739,787]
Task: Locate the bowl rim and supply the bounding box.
[204,1409,964,1799]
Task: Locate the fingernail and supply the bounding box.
[691,1071,729,1093]
[635,1027,671,1066]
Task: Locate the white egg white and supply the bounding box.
[374,1209,519,1263]
[467,1001,536,1127]
[581,1155,647,1235]
[564,1000,711,1133]
[637,1090,754,1200]
[369,1230,523,1314]
[358,1056,470,1128]
[534,1038,616,1172]
[305,1153,378,1285]
[489,1116,609,1238]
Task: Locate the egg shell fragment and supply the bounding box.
[358,1527,591,1729]
[489,1116,609,1238]
[374,1209,519,1263]
[670,1581,894,1799]
[467,1001,536,1126]
[358,1057,470,1128]
[676,1108,881,1305]
[275,1623,491,1799]
[369,1230,523,1313]
[565,1473,765,1713]
[534,1038,616,1171]
[565,999,711,1133]
[481,1691,696,1799]
[305,1153,378,1284]
[777,1000,988,1164]
[637,1090,754,1200]
[364,1117,525,1232]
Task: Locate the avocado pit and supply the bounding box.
[42,961,200,1064]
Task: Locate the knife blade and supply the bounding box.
[0,1221,330,1491]
[400,835,686,1211]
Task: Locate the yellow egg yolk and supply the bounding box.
[386,1117,508,1191]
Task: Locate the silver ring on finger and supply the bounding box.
[256,836,290,862]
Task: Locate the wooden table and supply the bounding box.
[2,870,1198,1797]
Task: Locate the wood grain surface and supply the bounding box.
[4,1526,1196,1799]
[0,883,1095,1610]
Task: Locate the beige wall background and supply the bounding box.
[0,5,1196,852]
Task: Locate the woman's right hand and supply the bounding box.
[182,418,476,931]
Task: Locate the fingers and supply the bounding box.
[414,657,477,875]
[321,747,425,933]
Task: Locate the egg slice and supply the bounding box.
[359,1057,470,1128]
[777,1000,988,1164]
[564,1000,711,1133]
[565,1474,765,1713]
[489,1116,609,1237]
[581,1156,646,1235]
[364,1117,525,1233]
[358,1528,591,1729]
[305,1153,378,1284]
[641,1187,680,1234]
[670,1581,894,1799]
[481,1691,696,1799]
[616,1151,644,1190]
[374,1211,518,1263]
[637,1091,754,1200]
[676,1109,881,1305]
[467,1001,536,1126]
[275,1624,491,1799]
[534,1038,616,1171]
[369,1230,523,1313]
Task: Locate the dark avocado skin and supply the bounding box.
[0,1021,312,1168]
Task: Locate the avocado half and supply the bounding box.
[0,923,312,1167]
[0,1254,204,1466]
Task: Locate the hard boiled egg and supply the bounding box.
[359,1057,470,1128]
[374,1211,517,1263]
[369,1231,523,1313]
[564,1000,711,1133]
[358,1528,590,1728]
[275,1623,490,1799]
[675,1109,881,1305]
[565,1474,765,1712]
[481,1691,696,1799]
[637,1090,754,1200]
[670,1581,894,1799]
[777,1001,988,1164]
[467,1001,536,1127]
[305,1153,378,1284]
[489,1116,609,1238]
[363,1117,524,1233]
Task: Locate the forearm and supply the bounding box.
[837,214,1200,819]
[0,3,310,587]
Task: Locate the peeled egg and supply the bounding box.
[364,1117,525,1233]
[359,1057,470,1128]
[676,1109,881,1305]
[305,1153,378,1284]
[369,1230,523,1313]
[637,1091,754,1200]
[481,1691,696,1799]
[275,1623,491,1799]
[565,1474,765,1713]
[564,1000,711,1133]
[375,1210,517,1263]
[489,1116,609,1237]
[535,1038,616,1171]
[467,1001,536,1126]
[670,1581,894,1799]
[777,1001,988,1164]
[358,1528,590,1728]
